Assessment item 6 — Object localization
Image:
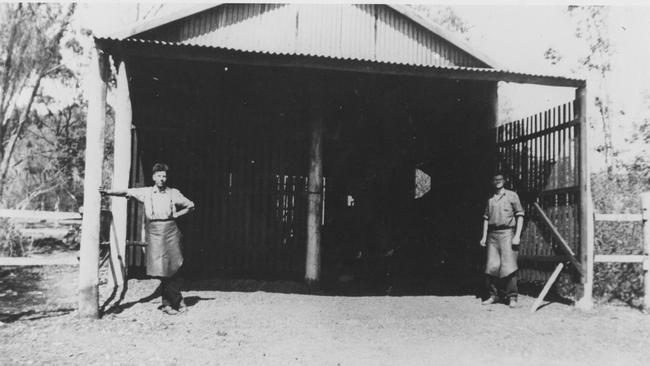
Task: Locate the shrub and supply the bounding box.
[591,171,647,308]
[0,218,26,257]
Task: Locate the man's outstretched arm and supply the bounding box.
[99,188,128,197]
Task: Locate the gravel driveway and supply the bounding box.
[1,265,649,365]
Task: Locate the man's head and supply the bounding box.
[152,163,169,189]
[492,172,505,190]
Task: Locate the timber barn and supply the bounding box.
[89,4,590,298]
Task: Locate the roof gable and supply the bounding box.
[111,4,498,69]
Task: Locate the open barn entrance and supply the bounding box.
[124,57,499,293]
[321,75,495,294]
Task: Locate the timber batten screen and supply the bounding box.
[496,100,581,284]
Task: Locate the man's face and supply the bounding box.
[152,171,167,188]
[492,175,505,190]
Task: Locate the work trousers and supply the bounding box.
[160,272,183,309]
[485,271,518,300]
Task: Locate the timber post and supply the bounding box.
[641,192,650,312]
[79,45,109,318]
[107,59,133,288]
[575,83,594,311]
[305,80,324,285]
[489,81,499,129]
[489,81,500,182]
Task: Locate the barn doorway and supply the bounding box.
[320,73,495,294]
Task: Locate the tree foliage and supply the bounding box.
[570,6,616,172]
[5,102,86,210]
[0,3,77,205]
[407,5,471,38]
[545,6,616,172]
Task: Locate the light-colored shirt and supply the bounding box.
[483,189,524,228]
[127,186,194,220]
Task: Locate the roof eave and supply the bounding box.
[95,37,585,89]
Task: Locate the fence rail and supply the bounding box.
[594,254,646,264]
[594,213,643,222]
[0,209,81,221]
[593,192,650,311]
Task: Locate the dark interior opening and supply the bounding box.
[126,57,497,294]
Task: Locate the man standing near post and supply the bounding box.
[101,163,195,315]
[479,172,524,308]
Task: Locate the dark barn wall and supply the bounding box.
[126,56,496,288]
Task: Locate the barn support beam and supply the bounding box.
[575,84,594,311]
[305,85,324,285]
[79,46,109,318]
[489,81,499,129]
[487,81,499,178]
[108,59,133,288]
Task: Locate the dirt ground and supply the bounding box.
[1,265,650,366]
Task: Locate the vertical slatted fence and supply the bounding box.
[496,100,581,282]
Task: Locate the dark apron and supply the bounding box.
[145,219,183,277]
[485,229,518,278]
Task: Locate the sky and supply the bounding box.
[73,2,650,169]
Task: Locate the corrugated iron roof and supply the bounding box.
[96,37,584,87]
[386,4,501,69]
[109,4,500,68]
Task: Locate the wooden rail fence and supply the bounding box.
[592,192,650,311]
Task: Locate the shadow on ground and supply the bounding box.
[0,308,75,323]
[102,285,161,316]
[181,273,483,298]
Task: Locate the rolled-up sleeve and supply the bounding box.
[483,203,489,220]
[511,192,525,217]
[126,187,148,203]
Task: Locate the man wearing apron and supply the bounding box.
[479,172,524,308]
[101,163,195,315]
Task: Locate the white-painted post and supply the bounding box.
[575,83,594,311]
[79,47,109,318]
[640,192,650,312]
[305,87,324,285]
[107,60,133,288]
